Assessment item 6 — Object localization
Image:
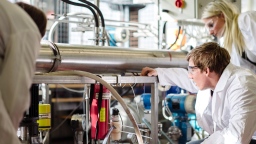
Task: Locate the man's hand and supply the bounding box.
[140,67,158,76]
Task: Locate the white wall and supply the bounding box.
[138,4,156,49]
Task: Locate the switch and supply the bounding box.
[175,0,184,8]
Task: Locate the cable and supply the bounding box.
[61,0,99,27]
[50,102,83,134]
[118,113,123,138]
[168,26,181,50]
[164,99,175,126]
[78,0,105,27]
[110,83,137,107]
[129,83,140,116]
[162,91,175,126]
[106,30,117,46]
[82,84,87,114]
[58,84,84,93]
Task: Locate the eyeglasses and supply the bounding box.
[188,65,201,74]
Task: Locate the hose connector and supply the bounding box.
[95,27,100,45]
[101,27,106,46]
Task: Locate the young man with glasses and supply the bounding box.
[141,42,256,144]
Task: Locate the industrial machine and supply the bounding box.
[141,92,196,144]
[17,0,239,143]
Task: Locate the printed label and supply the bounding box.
[39,113,51,119]
[100,108,106,122]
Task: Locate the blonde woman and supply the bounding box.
[202,0,256,74]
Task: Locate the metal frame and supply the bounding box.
[33,75,159,144]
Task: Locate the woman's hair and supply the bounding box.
[16,2,47,38]
[187,42,230,76]
[202,0,245,55]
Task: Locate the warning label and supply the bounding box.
[100,108,106,122]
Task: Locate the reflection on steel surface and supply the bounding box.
[36,41,188,74]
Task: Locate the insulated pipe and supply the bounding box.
[36,41,188,74]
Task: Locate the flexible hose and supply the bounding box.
[40,71,143,144]
[78,0,105,27]
[168,26,181,50]
[162,21,168,49]
[142,118,174,144]
[61,0,99,27]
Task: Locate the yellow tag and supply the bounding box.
[100,108,106,122]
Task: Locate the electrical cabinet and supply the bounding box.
[161,0,241,20]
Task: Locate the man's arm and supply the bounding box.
[141,67,198,93]
[140,67,158,76]
[156,68,198,93]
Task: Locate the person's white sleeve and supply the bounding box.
[238,12,256,54]
[201,87,256,144]
[155,68,198,93]
[0,30,41,130]
[0,91,21,144]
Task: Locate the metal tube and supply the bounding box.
[95,27,100,45]
[157,0,162,50]
[102,27,106,46]
[36,42,188,74]
[94,0,99,7]
[20,127,27,141]
[151,82,159,144]
[86,85,90,144]
[78,131,84,144]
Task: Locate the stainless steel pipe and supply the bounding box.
[36,41,188,74]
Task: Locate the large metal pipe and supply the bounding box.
[36,41,188,74]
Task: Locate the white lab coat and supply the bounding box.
[156,63,256,144]
[0,1,41,144]
[230,11,256,74]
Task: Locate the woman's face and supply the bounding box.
[203,14,225,39]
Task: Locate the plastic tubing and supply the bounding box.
[78,0,105,27]
[41,71,143,144]
[61,0,99,27]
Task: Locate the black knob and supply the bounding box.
[112,108,119,115]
